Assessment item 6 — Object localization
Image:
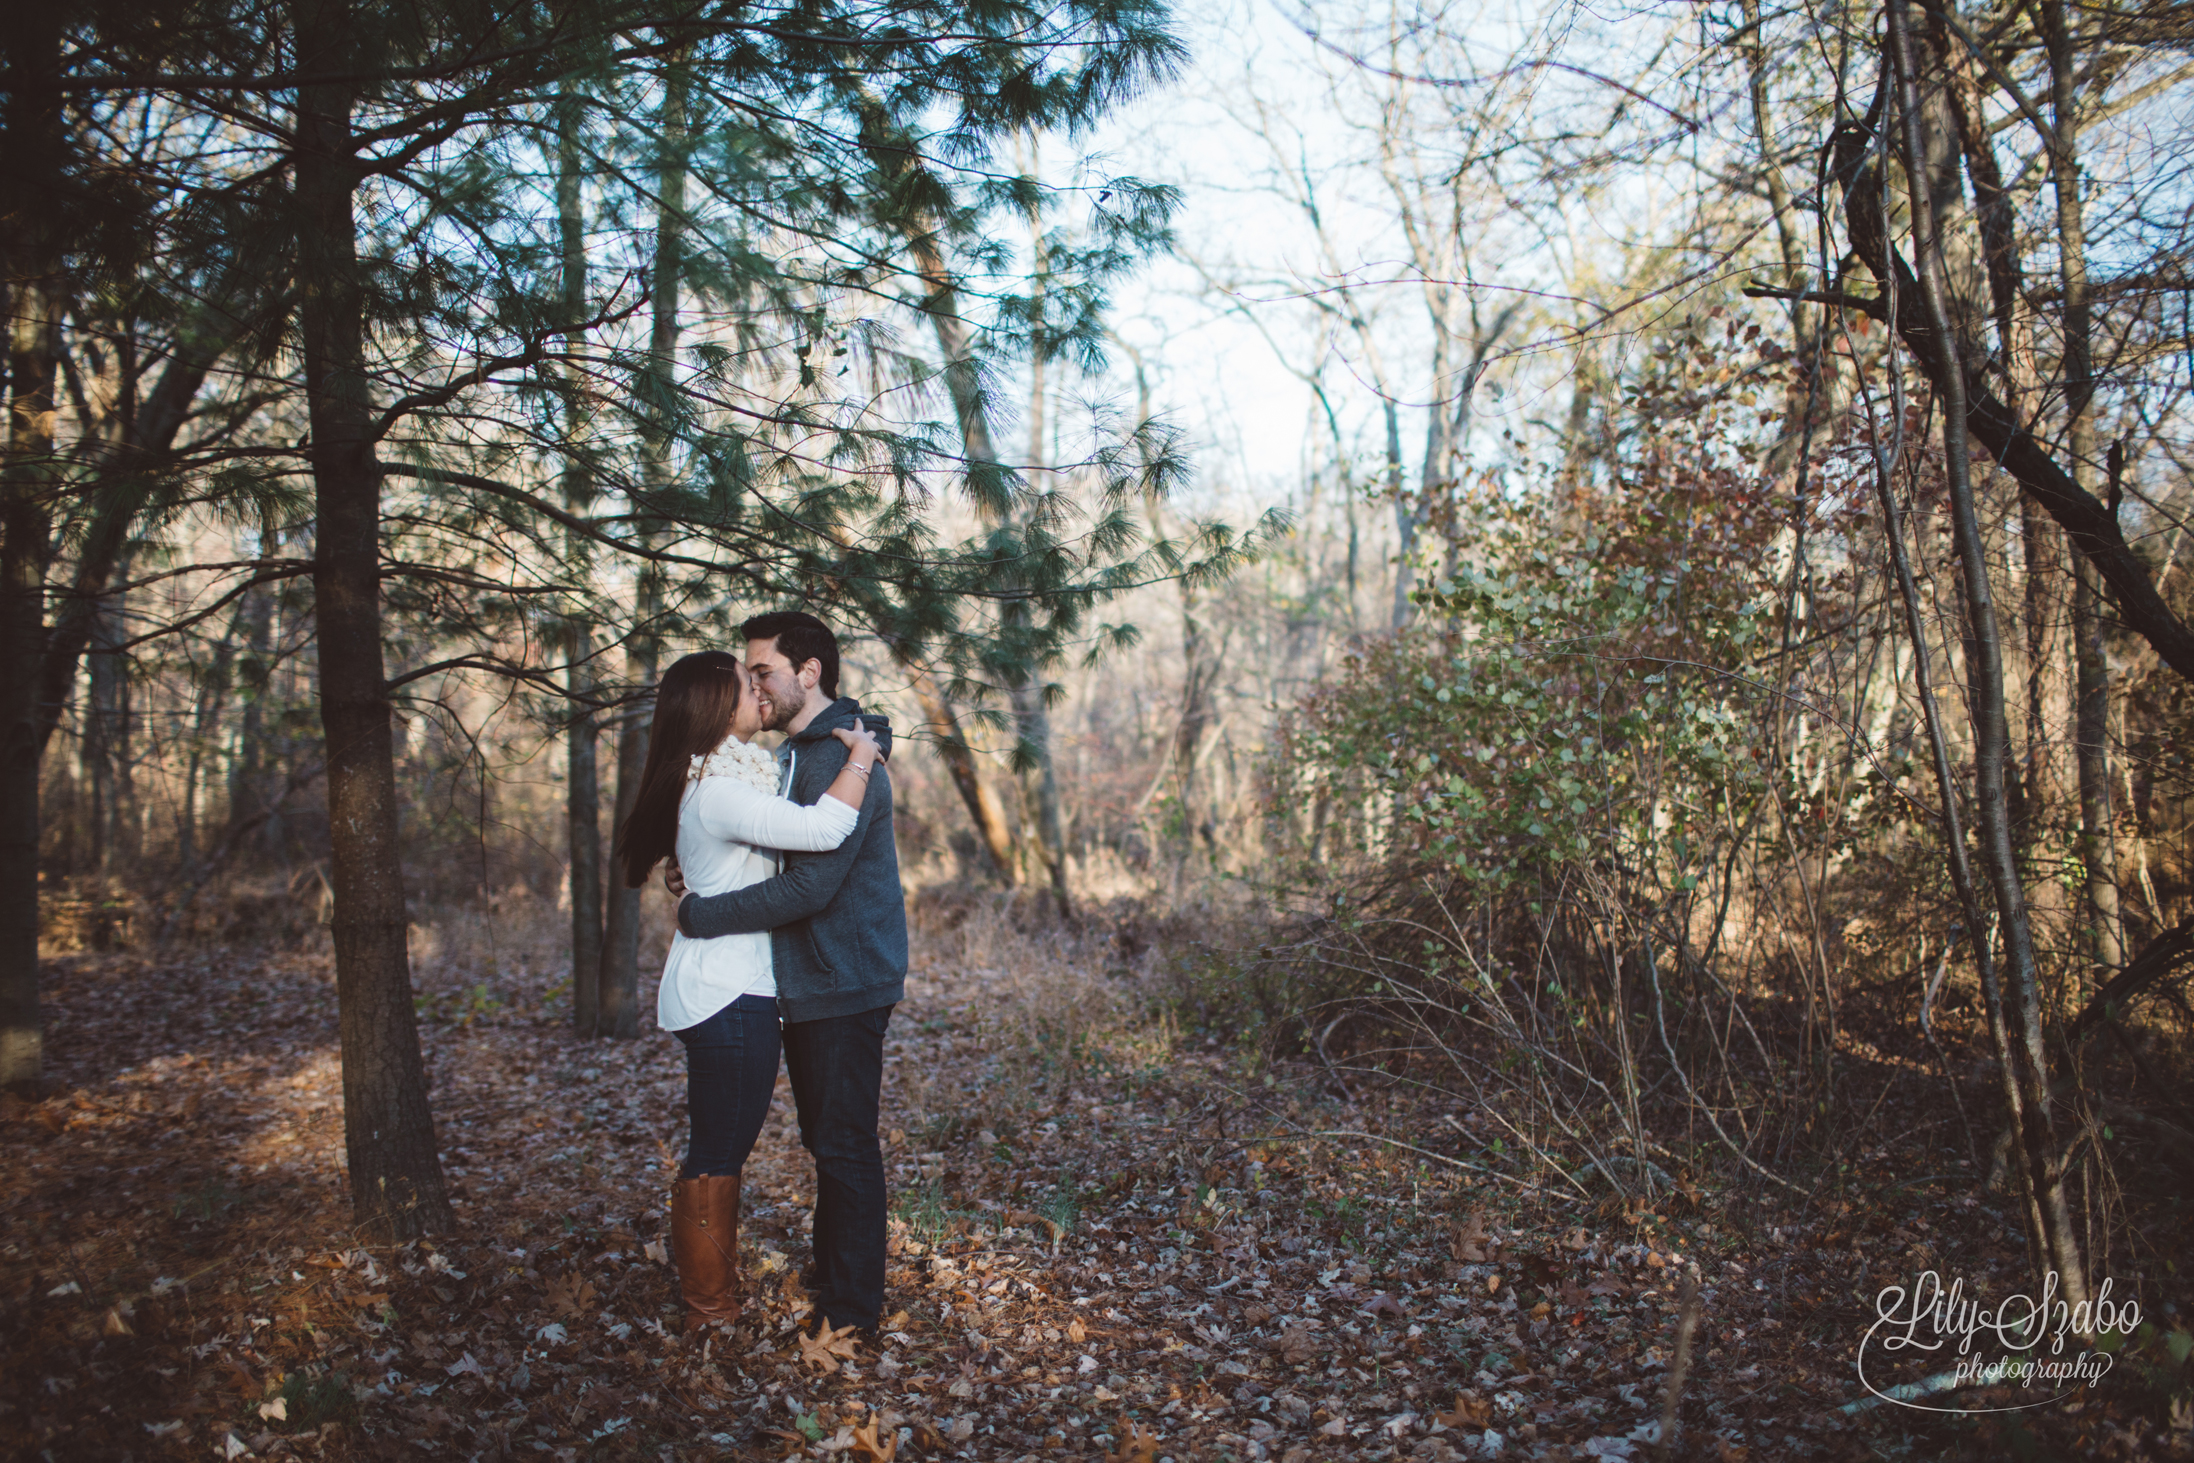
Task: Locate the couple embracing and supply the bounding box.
[609,611,906,1340]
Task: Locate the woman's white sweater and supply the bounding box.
[654,773,856,1031]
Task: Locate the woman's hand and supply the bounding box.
[832,723,882,767]
[662,858,688,898]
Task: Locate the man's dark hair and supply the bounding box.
[742,610,840,698]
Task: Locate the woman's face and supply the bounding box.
[728,664,765,740]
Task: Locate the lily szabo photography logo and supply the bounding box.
[1857,1270,2140,1413]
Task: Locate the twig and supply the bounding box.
[1643,942,1805,1194]
[1655,1271,1701,1461]
[1920,931,1982,1167]
[1210,1125,1587,1203]
[1440,1113,1596,1200]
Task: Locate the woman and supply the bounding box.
[610,650,881,1332]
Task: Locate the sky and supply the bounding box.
[1077,0,1387,504]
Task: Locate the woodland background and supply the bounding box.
[9,0,2194,1457]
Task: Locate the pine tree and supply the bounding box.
[13,0,1265,1235]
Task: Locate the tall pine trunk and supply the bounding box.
[228,533,276,858]
[0,12,63,1089]
[567,630,604,1034]
[596,56,685,1039]
[906,666,1017,877]
[597,681,651,1038]
[1009,681,1072,917]
[557,82,604,1034]
[293,7,451,1237]
[1015,306,1073,919]
[903,227,1024,880]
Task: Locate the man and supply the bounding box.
[668,610,906,1336]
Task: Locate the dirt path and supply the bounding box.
[3,906,2167,1461]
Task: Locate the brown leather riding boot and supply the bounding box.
[670,1174,743,1333]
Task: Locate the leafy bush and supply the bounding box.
[1252,407,1845,1194]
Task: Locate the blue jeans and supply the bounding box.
[782,1003,893,1329]
[674,994,781,1180]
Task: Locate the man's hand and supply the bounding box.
[662,859,688,899]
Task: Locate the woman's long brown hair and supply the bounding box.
[610,651,746,888]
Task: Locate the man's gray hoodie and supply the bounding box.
[675,696,907,1022]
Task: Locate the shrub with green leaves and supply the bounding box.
[1271,489,1776,917]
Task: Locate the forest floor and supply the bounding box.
[4,892,2191,1463]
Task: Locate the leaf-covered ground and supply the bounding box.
[4,897,2190,1461]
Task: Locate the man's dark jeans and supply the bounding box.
[674,994,781,1180]
[782,1003,893,1330]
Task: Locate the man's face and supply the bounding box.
[745,638,813,733]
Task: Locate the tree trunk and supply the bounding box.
[905,664,1017,879]
[556,80,604,1035]
[1385,396,1414,629]
[2036,0,2125,985]
[903,223,1036,882]
[179,613,240,870]
[293,13,451,1237]
[2013,496,2056,849]
[597,688,650,1039]
[2074,544,2123,974]
[597,55,686,1040]
[1887,0,2089,1320]
[1,11,63,1089]
[567,635,604,1033]
[1010,681,1073,919]
[86,554,132,878]
[1171,576,1215,891]
[1013,283,1073,920]
[228,543,276,857]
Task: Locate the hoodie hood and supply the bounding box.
[790,695,894,759]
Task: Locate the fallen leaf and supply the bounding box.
[1451,1208,1494,1262]
[544,1273,596,1319]
[1007,1207,1065,1242]
[909,1421,949,1454]
[1435,1392,1493,1428]
[1066,1316,1087,1345]
[643,1239,669,1265]
[1362,1292,1406,1319]
[798,1319,862,1374]
[851,1413,897,1461]
[256,1397,287,1423]
[1107,1419,1160,1463]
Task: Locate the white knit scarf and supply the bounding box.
[688,732,782,796]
